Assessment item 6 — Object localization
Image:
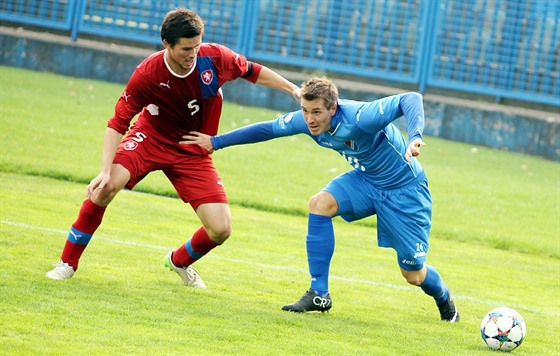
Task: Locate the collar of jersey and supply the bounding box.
[327,111,342,136]
[163,49,197,78]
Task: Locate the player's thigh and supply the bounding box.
[113,129,168,189]
[164,155,227,205]
[323,170,377,222]
[102,163,131,194]
[109,163,131,188]
[377,179,432,271]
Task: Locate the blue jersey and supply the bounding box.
[212,92,425,190]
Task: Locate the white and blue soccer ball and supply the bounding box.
[480,307,526,352]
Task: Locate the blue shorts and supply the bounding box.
[323,170,432,271]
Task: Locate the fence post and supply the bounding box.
[418,0,440,94]
[70,0,87,41]
[238,1,259,56]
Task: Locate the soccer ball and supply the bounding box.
[480,307,526,352]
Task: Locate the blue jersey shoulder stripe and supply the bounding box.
[196,56,219,99]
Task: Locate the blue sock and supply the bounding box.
[420,265,449,304]
[306,213,335,297]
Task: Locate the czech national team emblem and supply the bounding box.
[345,140,356,150]
[123,140,138,151]
[201,70,214,85]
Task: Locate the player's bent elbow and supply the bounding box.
[404,92,423,102]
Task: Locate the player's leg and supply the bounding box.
[377,174,459,322]
[282,191,336,313]
[163,155,230,288]
[46,163,130,280]
[283,170,373,313]
[171,202,231,265]
[164,202,231,289]
[307,192,337,295]
[401,265,459,322]
[47,128,160,280]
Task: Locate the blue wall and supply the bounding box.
[1,27,558,160]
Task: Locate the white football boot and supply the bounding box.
[46,260,75,280]
[164,251,206,288]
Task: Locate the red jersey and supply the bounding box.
[107,43,262,155]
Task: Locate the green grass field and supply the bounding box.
[1,66,559,355]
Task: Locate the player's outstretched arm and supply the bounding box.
[180,120,278,151]
[256,66,301,100]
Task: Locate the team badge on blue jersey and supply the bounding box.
[201,70,213,85]
[345,140,357,150]
[197,57,219,98]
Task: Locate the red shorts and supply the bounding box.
[113,128,227,210]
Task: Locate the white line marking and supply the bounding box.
[2,219,557,316]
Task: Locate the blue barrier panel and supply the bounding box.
[247,0,428,85]
[0,0,75,30]
[76,0,245,49]
[1,0,558,108]
[429,0,559,106]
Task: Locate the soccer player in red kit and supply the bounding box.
[46,8,300,287]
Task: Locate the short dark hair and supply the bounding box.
[301,77,338,109]
[161,8,204,46]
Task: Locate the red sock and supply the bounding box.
[60,240,88,270]
[60,200,106,270]
[72,199,107,234]
[172,227,219,267]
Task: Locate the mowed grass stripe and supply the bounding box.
[2,217,556,318]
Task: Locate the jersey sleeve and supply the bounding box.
[211,120,276,150]
[356,92,424,141]
[211,111,308,150]
[213,44,263,84]
[398,92,425,141]
[107,68,150,134]
[271,111,309,136]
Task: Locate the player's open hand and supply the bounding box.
[180,131,214,153]
[405,138,426,162]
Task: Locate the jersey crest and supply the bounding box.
[201,69,213,85]
[345,140,357,150]
[197,57,219,98]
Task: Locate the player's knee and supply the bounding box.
[403,274,422,286]
[308,192,337,216]
[206,222,232,245]
[100,181,120,195]
[91,184,121,205]
[400,268,425,286]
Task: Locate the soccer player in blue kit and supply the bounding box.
[183,77,460,322]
